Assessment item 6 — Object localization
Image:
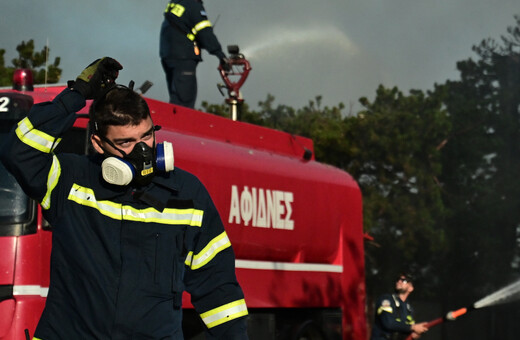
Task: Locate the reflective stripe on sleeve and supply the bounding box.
[15,117,61,153]
[193,20,212,33]
[67,183,204,226]
[187,20,212,41]
[377,306,393,314]
[41,155,62,210]
[200,299,248,329]
[185,231,231,269]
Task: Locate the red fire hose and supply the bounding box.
[404,307,470,340]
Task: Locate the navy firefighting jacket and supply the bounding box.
[0,89,248,339]
[160,0,226,61]
[370,293,415,340]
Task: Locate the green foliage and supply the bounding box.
[345,86,450,297]
[0,39,61,86]
[433,15,520,304]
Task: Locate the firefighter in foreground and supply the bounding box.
[370,273,428,340]
[160,0,230,108]
[0,57,248,339]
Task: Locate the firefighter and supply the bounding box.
[160,0,230,108]
[370,273,428,340]
[0,57,248,339]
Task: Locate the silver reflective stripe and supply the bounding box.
[235,260,343,273]
[41,155,61,210]
[185,231,231,269]
[200,299,248,329]
[15,117,61,153]
[13,285,49,297]
[67,183,204,226]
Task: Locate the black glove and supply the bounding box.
[71,57,123,100]
[220,57,231,72]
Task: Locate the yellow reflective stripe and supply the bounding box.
[185,231,231,269]
[41,155,61,210]
[186,20,212,41]
[68,184,123,219]
[200,299,248,329]
[123,205,203,226]
[67,184,204,226]
[377,306,393,315]
[193,20,211,33]
[165,2,185,17]
[15,117,61,153]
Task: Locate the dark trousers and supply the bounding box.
[161,59,198,108]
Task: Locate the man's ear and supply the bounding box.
[91,134,105,154]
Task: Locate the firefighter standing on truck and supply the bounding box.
[371,273,428,340]
[0,57,248,339]
[160,0,230,108]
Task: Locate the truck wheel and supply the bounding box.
[292,320,327,340]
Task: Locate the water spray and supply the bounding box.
[473,279,520,309]
[405,279,520,340]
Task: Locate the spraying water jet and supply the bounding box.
[405,279,520,340]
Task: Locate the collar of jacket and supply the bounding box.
[136,171,180,211]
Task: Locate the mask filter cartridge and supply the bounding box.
[102,157,135,186]
[101,141,175,186]
[156,141,174,172]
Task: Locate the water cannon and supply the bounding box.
[227,45,242,59]
[13,69,34,91]
[217,45,252,121]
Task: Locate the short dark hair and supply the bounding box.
[89,85,150,137]
[397,272,414,283]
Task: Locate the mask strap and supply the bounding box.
[94,122,158,158]
[96,134,128,158]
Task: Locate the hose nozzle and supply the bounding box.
[446,307,467,321]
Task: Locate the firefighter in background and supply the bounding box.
[160,0,230,108]
[0,57,248,339]
[371,273,428,340]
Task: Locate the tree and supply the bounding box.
[0,39,61,86]
[342,86,451,298]
[434,15,520,305]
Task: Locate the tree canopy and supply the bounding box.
[432,15,520,305]
[0,39,61,86]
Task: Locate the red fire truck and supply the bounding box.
[0,69,366,340]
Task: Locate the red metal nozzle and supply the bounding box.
[218,57,251,101]
[446,307,467,320]
[405,306,470,340]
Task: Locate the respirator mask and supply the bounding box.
[89,83,174,186]
[100,137,174,187]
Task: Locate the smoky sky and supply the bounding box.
[2,0,519,111]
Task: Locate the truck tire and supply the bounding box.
[291,320,327,340]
